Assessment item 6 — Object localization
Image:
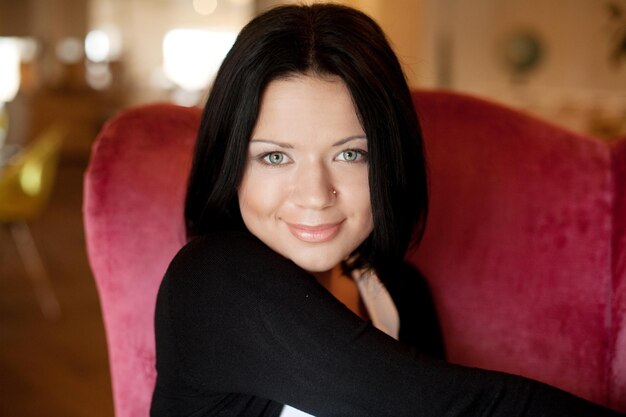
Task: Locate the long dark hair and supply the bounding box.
[185,4,428,275]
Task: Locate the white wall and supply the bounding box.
[88,0,253,103]
[435,0,626,136]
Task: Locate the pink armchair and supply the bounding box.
[83,91,626,417]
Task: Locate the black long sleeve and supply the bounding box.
[151,231,623,417]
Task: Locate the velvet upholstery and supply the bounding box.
[409,92,625,412]
[84,104,201,417]
[611,138,626,409]
[83,92,626,417]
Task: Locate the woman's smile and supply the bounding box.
[285,221,344,243]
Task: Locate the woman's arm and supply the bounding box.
[154,231,622,417]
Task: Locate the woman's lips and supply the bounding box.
[286,222,342,243]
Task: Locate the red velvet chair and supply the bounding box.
[83,91,626,417]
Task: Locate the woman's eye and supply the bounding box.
[261,152,289,165]
[336,149,367,163]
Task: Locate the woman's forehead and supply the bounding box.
[252,75,364,142]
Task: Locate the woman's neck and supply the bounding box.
[311,267,339,289]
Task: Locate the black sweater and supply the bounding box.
[151,231,623,417]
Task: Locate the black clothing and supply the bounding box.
[151,231,622,417]
[381,261,445,359]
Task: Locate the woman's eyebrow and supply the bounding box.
[249,135,367,148]
[333,135,367,146]
[249,139,294,148]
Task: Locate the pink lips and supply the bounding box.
[286,222,342,243]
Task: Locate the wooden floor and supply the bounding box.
[0,159,114,417]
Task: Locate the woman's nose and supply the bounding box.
[290,163,335,209]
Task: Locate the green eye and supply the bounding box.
[263,152,286,165]
[336,149,366,162]
[342,150,358,161]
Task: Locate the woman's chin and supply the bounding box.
[288,255,341,275]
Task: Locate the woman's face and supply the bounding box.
[238,75,374,273]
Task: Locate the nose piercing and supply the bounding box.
[332,189,337,196]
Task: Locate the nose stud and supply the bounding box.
[332,189,337,196]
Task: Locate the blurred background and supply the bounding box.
[0,0,624,416]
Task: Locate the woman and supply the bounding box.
[151,4,623,417]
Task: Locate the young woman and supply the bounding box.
[151,4,623,417]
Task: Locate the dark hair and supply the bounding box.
[185,3,427,275]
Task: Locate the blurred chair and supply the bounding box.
[83,93,626,417]
[0,127,64,319]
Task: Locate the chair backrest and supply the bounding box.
[0,127,64,221]
[84,104,200,417]
[409,91,626,412]
[83,92,626,417]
